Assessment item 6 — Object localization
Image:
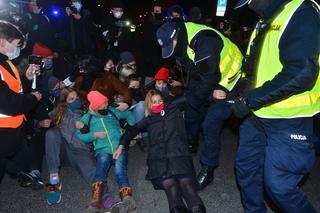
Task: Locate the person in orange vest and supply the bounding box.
[0,21,42,183]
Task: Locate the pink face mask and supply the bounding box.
[151,103,164,113]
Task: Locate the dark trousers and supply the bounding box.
[28,129,47,172]
[200,100,232,167]
[236,116,316,213]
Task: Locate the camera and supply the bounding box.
[28,55,43,65]
[70,6,78,14]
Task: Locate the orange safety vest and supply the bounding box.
[0,61,25,128]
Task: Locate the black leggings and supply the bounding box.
[162,177,205,211]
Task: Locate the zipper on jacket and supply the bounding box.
[99,117,115,153]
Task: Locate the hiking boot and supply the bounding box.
[119,187,136,212]
[18,171,44,190]
[87,181,104,212]
[47,182,62,205]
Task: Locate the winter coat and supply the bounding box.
[120,97,195,180]
[76,107,135,154]
[49,108,89,150]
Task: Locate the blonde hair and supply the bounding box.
[144,89,164,117]
[54,88,76,127]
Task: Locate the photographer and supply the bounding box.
[0,21,42,183]
[101,0,133,60]
[62,0,95,55]
[26,0,58,56]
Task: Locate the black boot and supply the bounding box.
[188,141,198,154]
[196,164,214,190]
[170,206,189,213]
[190,205,207,213]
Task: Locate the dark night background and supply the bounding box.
[41,0,258,28]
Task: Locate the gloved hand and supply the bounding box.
[230,96,252,118]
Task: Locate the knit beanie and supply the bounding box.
[154,67,169,81]
[32,42,54,58]
[111,0,125,8]
[120,51,135,64]
[87,90,109,110]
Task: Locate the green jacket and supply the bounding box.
[76,107,135,154]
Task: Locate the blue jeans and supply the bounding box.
[200,100,232,167]
[94,150,129,188]
[236,116,316,213]
[132,101,145,123]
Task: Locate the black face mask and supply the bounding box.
[154,13,163,20]
[98,109,109,116]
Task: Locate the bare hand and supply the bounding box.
[94,131,107,139]
[75,121,84,129]
[38,119,52,128]
[212,89,227,100]
[25,64,41,80]
[169,80,183,87]
[113,146,123,159]
[116,102,129,111]
[31,91,42,101]
[72,13,81,20]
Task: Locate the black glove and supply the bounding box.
[230,97,251,118]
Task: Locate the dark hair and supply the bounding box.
[151,2,163,10]
[77,55,104,75]
[128,74,142,83]
[0,21,25,48]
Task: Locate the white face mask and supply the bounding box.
[113,11,123,19]
[5,47,21,60]
[71,1,82,11]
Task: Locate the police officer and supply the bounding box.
[0,21,42,183]
[232,0,320,212]
[156,21,243,189]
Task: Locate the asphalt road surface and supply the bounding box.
[1,128,319,213]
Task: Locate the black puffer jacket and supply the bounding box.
[120,97,195,180]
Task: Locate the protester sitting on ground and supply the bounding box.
[76,90,136,212]
[45,88,95,205]
[119,90,206,213]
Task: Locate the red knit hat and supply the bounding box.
[32,42,54,57]
[154,67,169,81]
[87,90,109,111]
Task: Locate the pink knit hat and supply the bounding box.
[87,91,109,110]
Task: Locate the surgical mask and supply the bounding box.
[71,1,82,12]
[151,103,164,114]
[5,47,20,60]
[113,11,123,19]
[68,98,82,111]
[43,59,53,70]
[98,109,109,115]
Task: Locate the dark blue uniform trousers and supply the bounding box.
[200,100,232,167]
[236,116,316,213]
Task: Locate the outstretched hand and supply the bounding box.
[113,145,123,159]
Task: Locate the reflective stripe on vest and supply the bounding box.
[248,0,320,118]
[184,22,243,91]
[0,61,25,128]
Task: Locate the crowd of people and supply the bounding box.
[0,0,319,213]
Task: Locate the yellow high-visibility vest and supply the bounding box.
[247,0,320,118]
[184,22,243,91]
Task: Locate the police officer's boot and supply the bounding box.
[196,164,214,190]
[170,206,189,213]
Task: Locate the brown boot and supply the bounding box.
[87,181,104,212]
[119,186,137,212]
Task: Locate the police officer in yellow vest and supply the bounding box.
[156,21,243,189]
[232,0,320,212]
[0,21,42,183]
